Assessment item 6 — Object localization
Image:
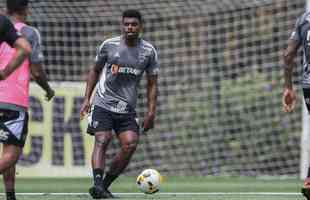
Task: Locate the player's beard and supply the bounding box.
[125,32,139,41]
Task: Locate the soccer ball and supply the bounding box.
[136,169,161,194]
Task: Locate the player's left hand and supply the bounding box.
[143,112,155,132]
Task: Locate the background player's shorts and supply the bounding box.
[87,105,139,135]
[0,109,28,147]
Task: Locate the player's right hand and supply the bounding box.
[80,99,90,120]
[282,88,296,113]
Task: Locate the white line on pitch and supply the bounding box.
[0,192,301,196]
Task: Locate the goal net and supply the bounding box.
[1,0,306,177]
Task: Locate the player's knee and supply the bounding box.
[122,141,138,154]
[2,153,19,165]
[94,135,110,147]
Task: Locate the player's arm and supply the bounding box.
[0,38,31,80]
[30,63,54,101]
[282,38,299,112]
[83,63,102,103]
[0,16,31,80]
[282,15,302,113]
[80,63,102,119]
[283,39,299,89]
[80,42,107,119]
[143,74,158,131]
[143,46,159,131]
[22,26,54,101]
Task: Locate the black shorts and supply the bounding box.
[304,88,310,112]
[87,105,139,135]
[0,109,28,147]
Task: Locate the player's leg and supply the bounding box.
[89,131,113,199]
[0,109,28,200]
[3,165,17,200]
[0,145,21,200]
[103,113,139,195]
[302,88,310,200]
[1,146,20,200]
[87,106,114,199]
[92,132,113,183]
[0,145,21,173]
[102,130,139,198]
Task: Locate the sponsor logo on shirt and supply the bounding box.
[111,64,142,76]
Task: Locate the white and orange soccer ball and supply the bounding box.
[136,169,162,194]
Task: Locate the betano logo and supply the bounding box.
[111,64,142,76]
[0,129,9,140]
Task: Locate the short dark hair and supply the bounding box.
[7,0,29,14]
[122,9,142,23]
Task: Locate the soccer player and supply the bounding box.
[282,11,310,200]
[80,9,159,199]
[0,1,55,200]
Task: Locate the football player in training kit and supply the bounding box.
[80,9,159,199]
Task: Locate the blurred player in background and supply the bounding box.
[282,11,310,200]
[0,1,55,200]
[80,9,159,199]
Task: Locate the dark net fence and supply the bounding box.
[0,0,305,176]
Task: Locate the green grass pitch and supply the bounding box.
[0,176,305,200]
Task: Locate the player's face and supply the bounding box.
[122,17,141,41]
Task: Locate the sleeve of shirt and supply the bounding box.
[146,47,159,75]
[0,15,20,47]
[20,26,44,64]
[95,41,108,67]
[289,16,302,45]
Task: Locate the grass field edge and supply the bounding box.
[0,192,302,195]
